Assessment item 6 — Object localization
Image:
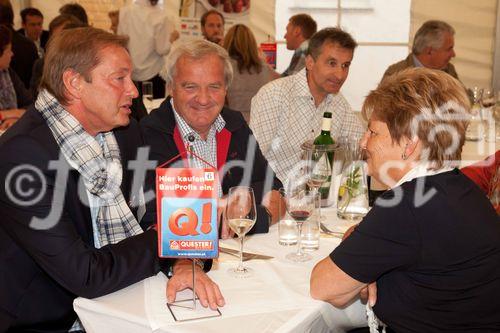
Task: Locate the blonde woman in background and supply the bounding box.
[223,24,277,122]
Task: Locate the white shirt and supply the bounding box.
[171,99,224,197]
[412,54,424,68]
[118,0,176,81]
[250,68,364,183]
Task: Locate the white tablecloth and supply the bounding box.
[74,210,366,333]
[145,99,163,113]
[73,139,496,332]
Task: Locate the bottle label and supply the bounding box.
[321,118,332,132]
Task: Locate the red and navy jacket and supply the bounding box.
[139,97,282,234]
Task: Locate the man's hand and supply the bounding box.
[169,30,180,43]
[166,259,225,310]
[217,196,235,239]
[262,190,285,225]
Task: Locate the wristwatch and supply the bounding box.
[193,258,205,270]
[167,259,205,278]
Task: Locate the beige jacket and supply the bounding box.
[382,54,459,82]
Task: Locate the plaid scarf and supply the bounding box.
[35,90,143,247]
[0,69,17,110]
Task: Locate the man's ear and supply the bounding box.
[424,46,433,56]
[166,83,173,98]
[62,69,82,100]
[293,25,302,38]
[305,54,315,71]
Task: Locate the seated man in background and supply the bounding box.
[18,7,49,57]
[140,39,283,239]
[59,2,89,25]
[0,27,222,332]
[382,20,459,81]
[0,3,38,89]
[29,14,86,98]
[200,9,225,45]
[282,13,317,77]
[250,27,364,183]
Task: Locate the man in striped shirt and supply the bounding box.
[250,27,364,183]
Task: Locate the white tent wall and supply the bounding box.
[275,0,411,112]
[411,0,498,91]
[9,0,499,103]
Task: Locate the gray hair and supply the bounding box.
[162,38,233,89]
[412,20,455,55]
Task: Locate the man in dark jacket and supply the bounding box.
[140,39,283,239]
[0,27,223,332]
[0,3,38,88]
[17,7,50,57]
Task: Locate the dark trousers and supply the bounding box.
[136,74,166,99]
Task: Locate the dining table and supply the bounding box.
[74,208,366,333]
[73,138,498,333]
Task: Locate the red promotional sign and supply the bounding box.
[156,153,219,259]
[261,42,277,69]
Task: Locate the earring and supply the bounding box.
[402,143,409,160]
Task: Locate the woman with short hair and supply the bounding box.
[310,68,500,332]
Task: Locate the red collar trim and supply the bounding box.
[172,126,232,171]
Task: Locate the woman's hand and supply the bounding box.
[342,223,358,241]
[360,282,378,307]
[340,223,378,306]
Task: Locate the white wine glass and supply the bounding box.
[481,89,497,142]
[494,92,500,140]
[226,186,256,278]
[466,87,484,141]
[142,81,153,109]
[281,186,314,262]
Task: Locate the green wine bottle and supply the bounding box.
[313,112,335,201]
